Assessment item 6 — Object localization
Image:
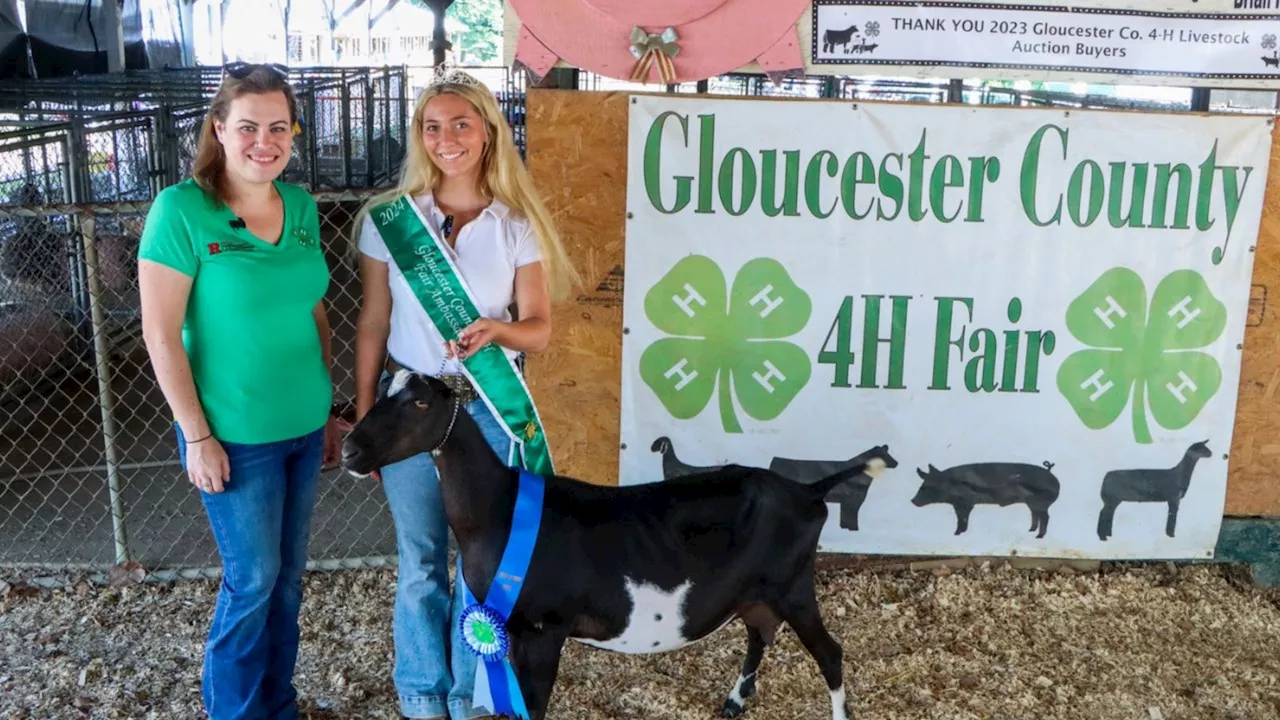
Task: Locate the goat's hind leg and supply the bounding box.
[779,573,852,720]
[721,625,767,718]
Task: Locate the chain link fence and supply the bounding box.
[0,193,395,585]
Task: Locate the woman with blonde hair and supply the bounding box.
[351,68,577,720]
[138,62,341,719]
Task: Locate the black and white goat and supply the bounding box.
[340,371,888,720]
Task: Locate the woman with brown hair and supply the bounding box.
[137,62,341,720]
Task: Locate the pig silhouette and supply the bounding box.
[912,461,1061,538]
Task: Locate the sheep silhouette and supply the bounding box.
[1096,440,1212,541]
[768,445,898,530]
[911,460,1061,538]
[1263,51,1278,68]
[650,436,726,479]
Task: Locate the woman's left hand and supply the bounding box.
[322,415,343,467]
[454,318,504,359]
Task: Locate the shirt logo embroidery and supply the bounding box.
[294,227,316,249]
[208,240,255,255]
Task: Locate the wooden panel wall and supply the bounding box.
[522,89,1280,518]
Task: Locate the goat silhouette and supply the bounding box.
[1263,52,1279,68]
[1097,440,1212,541]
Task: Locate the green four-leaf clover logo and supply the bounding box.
[1056,267,1227,444]
[640,255,813,433]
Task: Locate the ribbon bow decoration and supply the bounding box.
[629,26,680,84]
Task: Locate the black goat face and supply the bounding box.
[340,370,456,477]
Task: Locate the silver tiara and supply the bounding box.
[428,66,486,90]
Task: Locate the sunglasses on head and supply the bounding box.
[223,62,290,80]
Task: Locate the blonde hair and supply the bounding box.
[354,77,580,302]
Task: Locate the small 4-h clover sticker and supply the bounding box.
[1056,267,1227,444]
[639,255,813,434]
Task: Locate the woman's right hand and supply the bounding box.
[187,438,230,494]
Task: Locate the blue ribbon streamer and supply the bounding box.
[460,468,545,720]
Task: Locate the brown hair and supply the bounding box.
[191,66,300,206]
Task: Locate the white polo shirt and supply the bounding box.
[357,191,543,377]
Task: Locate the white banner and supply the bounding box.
[619,94,1271,560]
[812,0,1280,81]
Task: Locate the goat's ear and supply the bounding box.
[916,467,927,479]
[928,463,938,473]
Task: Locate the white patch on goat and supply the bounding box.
[387,369,413,398]
[830,685,849,720]
[865,457,888,479]
[573,578,727,654]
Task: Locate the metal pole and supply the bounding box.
[364,74,374,187]
[79,213,130,566]
[340,79,352,187]
[101,0,126,73]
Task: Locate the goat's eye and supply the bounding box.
[414,400,429,409]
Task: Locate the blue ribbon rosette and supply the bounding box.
[458,469,546,719]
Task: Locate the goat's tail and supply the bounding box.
[805,461,872,497]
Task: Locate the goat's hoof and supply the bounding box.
[720,699,746,718]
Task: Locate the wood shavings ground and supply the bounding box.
[1,561,1277,719]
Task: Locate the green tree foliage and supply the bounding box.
[409,0,503,63]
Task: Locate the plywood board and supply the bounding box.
[524,88,1280,517]
[522,90,630,487]
[1227,134,1280,518]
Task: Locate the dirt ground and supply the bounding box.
[1,560,1278,720]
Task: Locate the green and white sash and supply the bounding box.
[370,194,555,477]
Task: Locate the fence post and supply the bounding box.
[341,79,353,188]
[306,80,320,190]
[78,212,131,566]
[364,74,375,188]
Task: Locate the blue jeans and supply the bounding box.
[177,424,325,720]
[378,374,514,720]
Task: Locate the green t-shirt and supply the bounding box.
[138,178,332,444]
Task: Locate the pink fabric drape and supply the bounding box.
[509,0,809,84]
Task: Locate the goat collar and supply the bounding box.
[429,398,462,457]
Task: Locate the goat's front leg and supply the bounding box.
[1165,499,1180,538]
[508,623,571,720]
